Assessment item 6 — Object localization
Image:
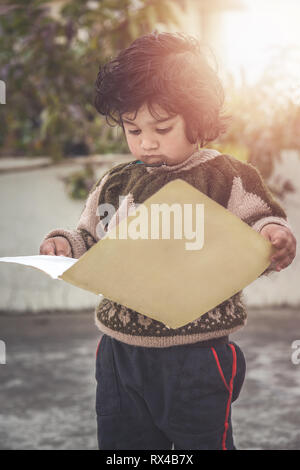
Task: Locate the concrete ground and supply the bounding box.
[0,306,300,450]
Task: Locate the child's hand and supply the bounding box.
[260,223,297,272]
[39,236,72,257]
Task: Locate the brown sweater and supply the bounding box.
[43,149,291,347]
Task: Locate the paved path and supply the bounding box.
[0,307,300,450]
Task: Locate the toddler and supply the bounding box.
[40,32,296,450]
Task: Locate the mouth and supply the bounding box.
[142,154,166,159]
[139,155,167,167]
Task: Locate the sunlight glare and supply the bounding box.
[222,0,300,85]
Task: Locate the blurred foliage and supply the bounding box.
[0,0,183,160]
[214,46,300,184]
[61,163,96,199]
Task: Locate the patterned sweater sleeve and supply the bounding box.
[224,155,293,275]
[224,155,291,230]
[42,170,111,259]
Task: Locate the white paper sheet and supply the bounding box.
[0,255,78,279]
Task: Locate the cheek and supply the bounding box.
[164,132,185,152]
[125,134,137,151]
[163,138,176,152]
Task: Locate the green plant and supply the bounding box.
[62,163,96,200]
[0,0,184,160]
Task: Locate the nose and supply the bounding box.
[140,137,159,151]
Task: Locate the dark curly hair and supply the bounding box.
[94,31,228,147]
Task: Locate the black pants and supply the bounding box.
[95,334,246,450]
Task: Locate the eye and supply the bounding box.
[128,129,140,135]
[156,127,172,134]
[127,127,172,135]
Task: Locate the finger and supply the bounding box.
[56,242,71,257]
[273,252,295,271]
[56,250,68,256]
[54,238,72,256]
[270,236,287,249]
[271,246,286,261]
[40,243,48,255]
[271,245,295,263]
[276,263,287,272]
[44,240,56,256]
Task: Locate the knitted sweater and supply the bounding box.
[44,149,291,347]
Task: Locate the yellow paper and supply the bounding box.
[60,179,272,328]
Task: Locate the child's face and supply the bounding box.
[122,103,197,166]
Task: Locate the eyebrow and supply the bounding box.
[122,116,174,126]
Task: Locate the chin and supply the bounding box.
[142,155,165,164]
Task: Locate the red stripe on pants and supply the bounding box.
[211,343,237,450]
[96,337,102,358]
